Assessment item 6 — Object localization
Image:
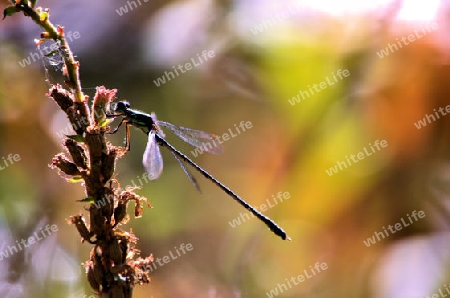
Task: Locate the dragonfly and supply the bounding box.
[107,101,290,241]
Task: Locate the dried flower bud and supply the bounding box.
[89,204,106,237]
[86,263,100,292]
[51,154,80,176]
[92,86,117,125]
[114,201,127,225]
[65,138,88,169]
[100,187,114,220]
[68,215,92,242]
[48,85,74,112]
[108,240,123,264]
[134,200,143,218]
[92,252,105,289]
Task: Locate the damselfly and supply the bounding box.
[107,101,290,240]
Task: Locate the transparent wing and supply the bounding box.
[158,120,223,154]
[142,132,163,180]
[171,152,202,193]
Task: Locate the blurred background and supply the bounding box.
[1,0,450,297]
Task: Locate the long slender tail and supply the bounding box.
[155,135,290,241]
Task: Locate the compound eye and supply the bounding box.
[114,101,129,112]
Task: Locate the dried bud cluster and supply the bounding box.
[4,3,155,296]
[49,86,153,296]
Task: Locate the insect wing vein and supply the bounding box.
[143,132,163,180]
[171,152,201,193]
[158,121,222,154]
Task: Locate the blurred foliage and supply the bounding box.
[1,0,450,297]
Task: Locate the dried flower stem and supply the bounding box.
[4,1,153,297]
